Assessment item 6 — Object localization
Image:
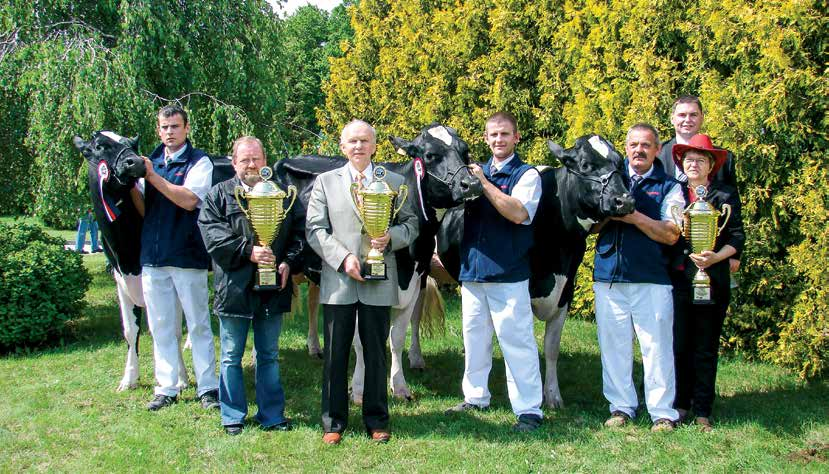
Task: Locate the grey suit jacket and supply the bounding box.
[306,164,418,306]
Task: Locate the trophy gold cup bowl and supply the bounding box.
[234,166,297,291]
[351,166,409,280]
[671,185,731,304]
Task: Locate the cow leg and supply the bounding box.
[115,275,140,392]
[542,305,567,409]
[350,322,365,406]
[389,292,418,401]
[407,289,426,370]
[174,299,190,390]
[306,281,322,358]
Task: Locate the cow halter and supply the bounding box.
[566,166,621,216]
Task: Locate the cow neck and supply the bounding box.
[560,167,594,236]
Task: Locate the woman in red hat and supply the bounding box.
[669,134,745,432]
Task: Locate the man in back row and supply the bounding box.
[131,105,219,411]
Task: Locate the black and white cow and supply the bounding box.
[73,131,233,391]
[431,135,635,408]
[274,124,483,400]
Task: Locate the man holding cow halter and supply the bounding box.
[130,105,220,412]
[445,111,545,432]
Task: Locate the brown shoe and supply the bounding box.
[604,411,630,427]
[370,429,391,443]
[651,418,675,432]
[695,417,713,433]
[322,432,342,445]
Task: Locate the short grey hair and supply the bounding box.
[625,123,660,145]
[340,119,376,144]
[231,136,266,160]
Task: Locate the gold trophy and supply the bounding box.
[234,166,297,291]
[351,166,409,280]
[671,185,732,304]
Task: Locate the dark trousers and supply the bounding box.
[672,290,729,418]
[321,302,390,433]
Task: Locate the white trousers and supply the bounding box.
[461,280,543,417]
[142,266,218,397]
[594,282,679,422]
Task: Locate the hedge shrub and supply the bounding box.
[0,223,90,350]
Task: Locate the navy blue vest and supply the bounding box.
[594,161,678,284]
[459,155,535,283]
[140,140,211,269]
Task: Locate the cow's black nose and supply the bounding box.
[460,180,470,191]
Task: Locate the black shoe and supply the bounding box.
[262,420,292,432]
[444,402,488,415]
[77,249,89,254]
[224,424,244,436]
[147,394,177,411]
[512,414,543,432]
[199,390,220,410]
[92,248,103,253]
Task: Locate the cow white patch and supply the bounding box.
[427,126,453,146]
[101,130,126,143]
[396,147,408,156]
[536,165,553,174]
[588,135,610,159]
[577,216,597,231]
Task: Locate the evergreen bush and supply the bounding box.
[0,223,90,350]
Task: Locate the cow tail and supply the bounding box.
[419,276,446,338]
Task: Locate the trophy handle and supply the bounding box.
[670,204,684,232]
[393,184,409,219]
[233,186,251,220]
[283,185,298,215]
[718,203,732,235]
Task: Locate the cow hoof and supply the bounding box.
[306,344,323,359]
[392,390,415,402]
[408,357,426,370]
[116,381,138,392]
[176,380,190,391]
[544,394,564,410]
[351,394,364,406]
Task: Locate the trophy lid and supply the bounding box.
[248,167,285,197]
[694,185,708,200]
[361,166,396,195]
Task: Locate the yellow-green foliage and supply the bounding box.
[323,0,828,377]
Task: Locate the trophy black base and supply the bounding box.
[253,270,280,292]
[361,261,387,280]
[692,285,714,305]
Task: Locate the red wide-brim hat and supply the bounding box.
[672,134,729,178]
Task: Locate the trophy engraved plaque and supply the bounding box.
[234,166,297,291]
[350,166,409,280]
[671,185,732,304]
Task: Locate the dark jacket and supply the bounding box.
[459,154,535,283]
[594,162,679,285]
[668,181,745,303]
[141,140,211,269]
[198,176,304,318]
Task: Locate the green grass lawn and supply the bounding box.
[0,254,826,472]
[0,215,77,242]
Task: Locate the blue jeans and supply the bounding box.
[75,218,99,251]
[218,314,286,428]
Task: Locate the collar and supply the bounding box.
[164,143,188,164]
[347,161,373,183]
[627,163,654,180]
[489,153,516,173]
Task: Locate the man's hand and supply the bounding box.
[729,258,740,273]
[468,163,485,183]
[343,253,365,282]
[141,156,155,179]
[250,246,275,265]
[278,262,290,289]
[690,250,720,269]
[370,232,391,253]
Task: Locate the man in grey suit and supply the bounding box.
[306,119,418,445]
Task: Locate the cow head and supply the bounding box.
[548,135,635,219]
[390,124,483,210]
[73,131,145,194]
